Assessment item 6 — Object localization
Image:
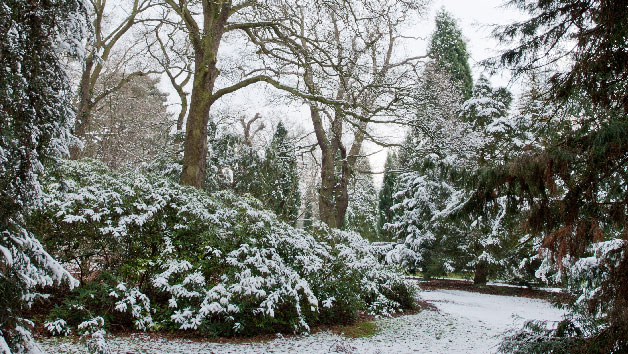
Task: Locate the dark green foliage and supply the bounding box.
[206,131,265,195]
[206,122,300,225]
[345,157,379,241]
[429,10,474,99]
[378,153,399,241]
[262,122,301,225]
[481,1,628,350]
[32,160,416,338]
[499,320,585,354]
[493,0,628,111]
[0,0,88,350]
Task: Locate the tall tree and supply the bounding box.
[262,122,301,225]
[429,10,473,99]
[378,152,399,241]
[493,0,628,111]
[80,75,172,170]
[0,0,88,351]
[72,0,159,159]
[388,63,480,278]
[247,0,427,228]
[345,156,379,241]
[479,1,628,350]
[459,77,515,284]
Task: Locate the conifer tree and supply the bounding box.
[1,0,88,351]
[262,122,301,225]
[429,10,474,99]
[345,156,379,241]
[388,63,478,277]
[458,77,515,284]
[378,152,399,241]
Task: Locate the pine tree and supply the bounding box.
[0,0,88,351]
[429,10,474,99]
[378,152,399,241]
[262,122,301,225]
[205,131,264,194]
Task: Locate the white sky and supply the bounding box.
[159,0,526,187]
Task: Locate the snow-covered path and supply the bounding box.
[39,289,566,354]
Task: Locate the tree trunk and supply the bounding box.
[335,160,350,228]
[179,55,218,188]
[318,152,352,230]
[70,59,94,159]
[319,150,339,228]
[473,261,488,285]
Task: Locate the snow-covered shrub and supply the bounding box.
[78,317,111,354]
[500,239,628,353]
[499,319,582,354]
[44,319,71,337]
[32,159,416,337]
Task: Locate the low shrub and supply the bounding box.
[31,160,416,337]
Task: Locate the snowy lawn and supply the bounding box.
[38,289,566,354]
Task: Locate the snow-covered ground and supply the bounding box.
[38,289,566,354]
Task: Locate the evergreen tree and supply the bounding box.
[429,10,474,99]
[458,76,516,284]
[484,4,628,348]
[301,185,318,231]
[378,152,399,241]
[390,63,527,283]
[388,63,479,278]
[262,122,301,225]
[0,0,88,351]
[345,156,379,241]
[205,131,265,195]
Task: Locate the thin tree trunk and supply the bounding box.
[473,261,488,285]
[70,59,94,159]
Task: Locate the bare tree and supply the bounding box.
[81,75,172,169]
[146,22,192,135]
[156,0,422,191]
[72,0,160,158]
[246,0,427,228]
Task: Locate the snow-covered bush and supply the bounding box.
[32,159,416,337]
[500,239,628,353]
[78,317,111,354]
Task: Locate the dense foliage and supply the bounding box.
[485,0,628,351]
[378,153,400,241]
[493,0,628,111]
[0,0,88,352]
[345,157,379,241]
[261,122,301,225]
[386,13,541,284]
[428,10,474,99]
[205,122,301,225]
[30,160,416,341]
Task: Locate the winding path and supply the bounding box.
[39,289,565,354]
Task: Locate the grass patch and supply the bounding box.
[337,321,378,338]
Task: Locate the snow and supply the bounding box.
[420,290,566,333]
[38,289,566,354]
